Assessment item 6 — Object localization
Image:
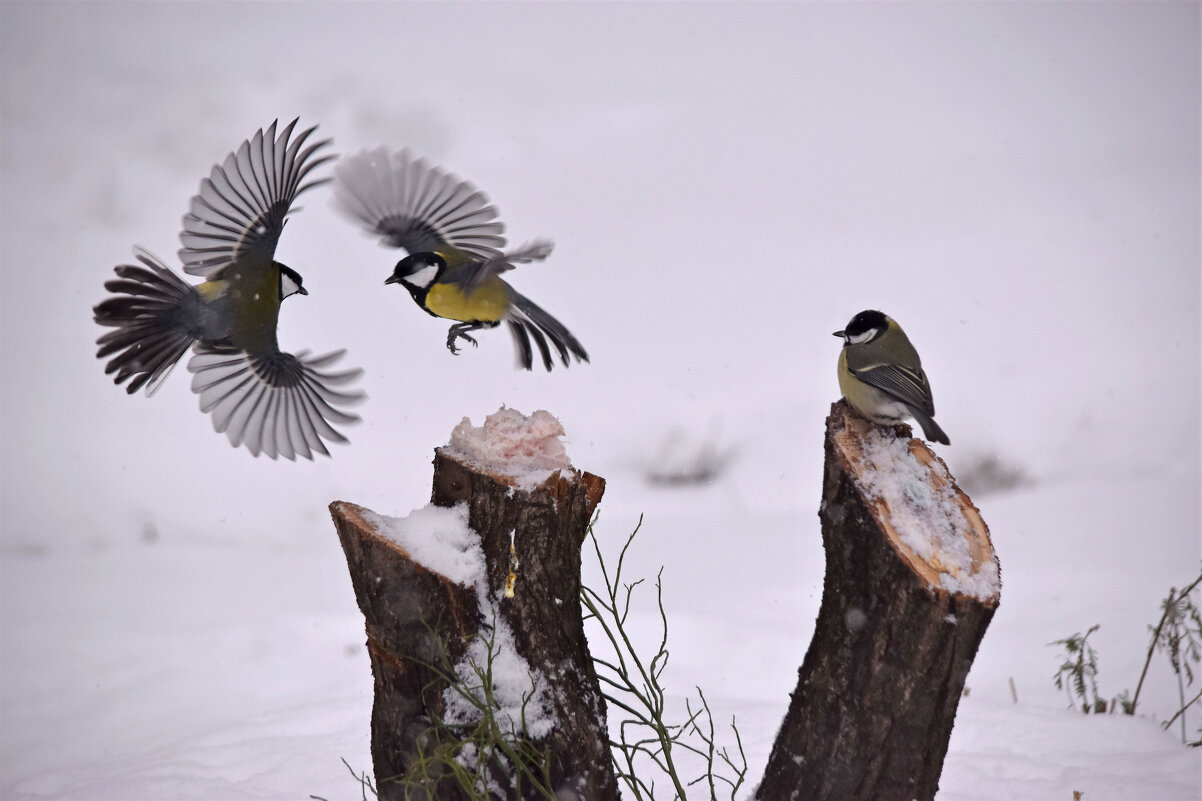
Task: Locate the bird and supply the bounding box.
[834,309,950,445]
[94,119,366,460]
[331,146,588,371]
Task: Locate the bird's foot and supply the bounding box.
[446,326,479,355]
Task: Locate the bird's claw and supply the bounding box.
[446,328,478,355]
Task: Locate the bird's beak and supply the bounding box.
[299,286,309,296]
[832,330,845,338]
[384,275,399,286]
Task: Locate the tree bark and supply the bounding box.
[331,449,615,801]
[757,400,1001,801]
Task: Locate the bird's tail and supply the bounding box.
[505,290,588,371]
[94,248,200,396]
[907,405,950,446]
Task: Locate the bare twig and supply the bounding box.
[1164,687,1202,734]
[584,518,747,800]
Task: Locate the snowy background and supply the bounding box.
[2,2,1199,798]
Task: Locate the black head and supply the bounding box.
[833,309,888,345]
[278,264,308,301]
[384,251,447,285]
[385,252,446,293]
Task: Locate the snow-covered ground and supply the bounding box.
[2,3,1199,799]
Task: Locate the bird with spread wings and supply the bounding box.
[95,119,365,460]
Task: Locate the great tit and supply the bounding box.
[94,119,366,460]
[331,147,588,371]
[834,309,950,445]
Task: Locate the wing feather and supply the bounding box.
[443,238,555,295]
[179,119,334,279]
[332,146,506,259]
[187,345,365,460]
[849,362,936,416]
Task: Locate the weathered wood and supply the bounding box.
[331,448,615,801]
[757,400,1001,801]
[331,500,479,798]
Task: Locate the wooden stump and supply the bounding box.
[331,448,616,801]
[756,400,1001,801]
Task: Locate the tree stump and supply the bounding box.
[331,410,615,801]
[757,400,1001,801]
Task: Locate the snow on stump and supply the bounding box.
[757,399,1001,801]
[330,407,614,801]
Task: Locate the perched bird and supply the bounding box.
[94,119,365,460]
[834,309,950,445]
[331,147,588,371]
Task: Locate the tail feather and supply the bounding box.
[522,320,554,370]
[907,404,951,446]
[506,320,535,371]
[94,250,200,396]
[506,290,588,371]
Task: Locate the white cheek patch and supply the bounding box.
[280,272,302,299]
[847,328,878,345]
[403,263,440,289]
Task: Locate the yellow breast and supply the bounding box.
[425,276,511,323]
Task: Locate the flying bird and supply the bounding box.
[332,147,588,371]
[94,119,365,459]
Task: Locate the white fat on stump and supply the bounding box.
[443,406,574,491]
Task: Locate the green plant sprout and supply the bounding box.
[1051,624,1106,714]
[1051,567,1202,744]
[1134,570,1202,744]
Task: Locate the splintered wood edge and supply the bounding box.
[831,404,999,606]
[329,499,461,586]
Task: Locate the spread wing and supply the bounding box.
[188,345,365,460]
[848,360,936,417]
[332,146,506,260]
[179,119,334,279]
